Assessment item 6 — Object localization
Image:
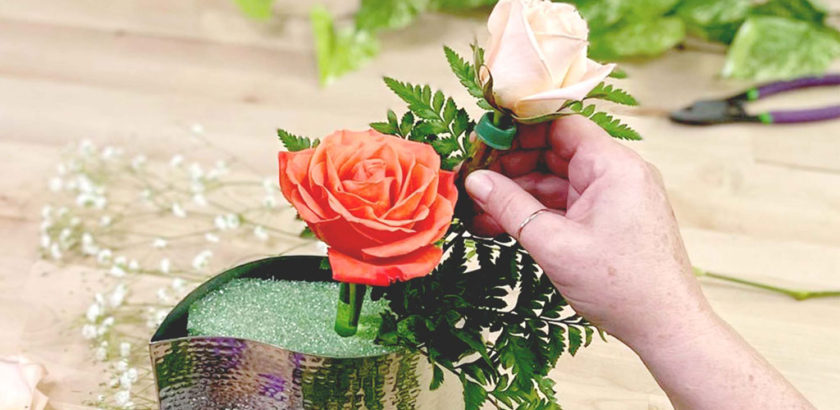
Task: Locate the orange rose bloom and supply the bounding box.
[278,129,458,286]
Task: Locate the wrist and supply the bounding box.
[624,302,723,362]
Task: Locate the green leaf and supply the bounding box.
[370,121,397,135]
[443,46,488,108]
[569,104,642,141]
[568,326,583,356]
[430,365,444,390]
[463,380,488,410]
[750,0,828,24]
[722,16,840,80]
[590,16,686,60]
[299,226,315,239]
[277,128,318,151]
[399,112,415,137]
[355,0,430,32]
[233,0,274,20]
[311,6,380,85]
[674,0,751,44]
[586,82,639,106]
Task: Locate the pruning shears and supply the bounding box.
[670,74,840,125]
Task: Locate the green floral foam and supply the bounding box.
[187,278,396,358]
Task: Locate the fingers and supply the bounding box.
[517,122,550,149]
[465,170,577,251]
[512,173,569,209]
[548,115,614,160]
[499,151,540,178]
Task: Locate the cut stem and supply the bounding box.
[693,267,840,301]
[335,282,366,337]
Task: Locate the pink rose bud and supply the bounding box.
[483,0,616,118]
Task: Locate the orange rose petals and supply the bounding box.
[278,129,457,286]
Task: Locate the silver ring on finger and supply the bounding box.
[516,208,552,241]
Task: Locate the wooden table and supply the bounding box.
[0,1,838,409]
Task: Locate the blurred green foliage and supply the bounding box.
[233,0,840,84]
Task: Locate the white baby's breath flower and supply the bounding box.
[57,163,68,176]
[156,288,171,303]
[152,238,167,249]
[262,178,275,194]
[81,233,98,255]
[128,259,139,272]
[95,346,108,361]
[109,378,119,388]
[79,139,95,156]
[101,146,118,160]
[188,163,203,180]
[160,258,171,274]
[82,324,97,340]
[116,360,128,372]
[120,342,132,358]
[94,293,105,306]
[130,154,147,170]
[114,256,127,267]
[214,215,226,230]
[57,207,69,217]
[40,205,52,220]
[101,316,114,328]
[171,278,185,292]
[99,215,112,227]
[39,220,52,234]
[59,228,72,245]
[114,390,131,406]
[191,123,204,135]
[224,213,240,230]
[169,154,184,168]
[172,203,187,218]
[204,233,219,243]
[120,367,138,388]
[48,177,63,192]
[109,284,127,307]
[49,243,63,260]
[191,250,212,271]
[253,226,269,241]
[140,189,152,201]
[40,234,51,249]
[69,217,81,226]
[108,265,126,278]
[86,303,102,322]
[97,249,113,265]
[263,195,277,209]
[192,194,208,207]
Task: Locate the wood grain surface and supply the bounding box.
[0,1,838,409]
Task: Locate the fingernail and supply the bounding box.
[465,171,493,204]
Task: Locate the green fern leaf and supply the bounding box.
[586,82,639,106]
[277,128,318,151]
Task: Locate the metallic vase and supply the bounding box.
[150,256,453,409]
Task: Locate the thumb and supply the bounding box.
[465,170,575,251]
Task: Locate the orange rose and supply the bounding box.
[278,129,457,286]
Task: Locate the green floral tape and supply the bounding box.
[475,113,517,150]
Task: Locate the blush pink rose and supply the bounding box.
[0,355,48,410]
[483,0,615,118]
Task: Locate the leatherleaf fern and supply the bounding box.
[360,44,638,409]
[371,223,600,409]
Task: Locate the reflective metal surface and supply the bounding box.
[149,256,448,409]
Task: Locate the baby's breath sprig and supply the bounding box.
[39,134,318,409]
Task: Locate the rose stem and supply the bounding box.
[693,267,840,301]
[335,282,367,337]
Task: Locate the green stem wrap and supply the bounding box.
[335,283,367,337]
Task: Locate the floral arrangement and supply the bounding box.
[276,1,641,407]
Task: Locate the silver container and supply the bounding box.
[150,256,454,409]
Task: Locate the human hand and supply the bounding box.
[464,116,713,350]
